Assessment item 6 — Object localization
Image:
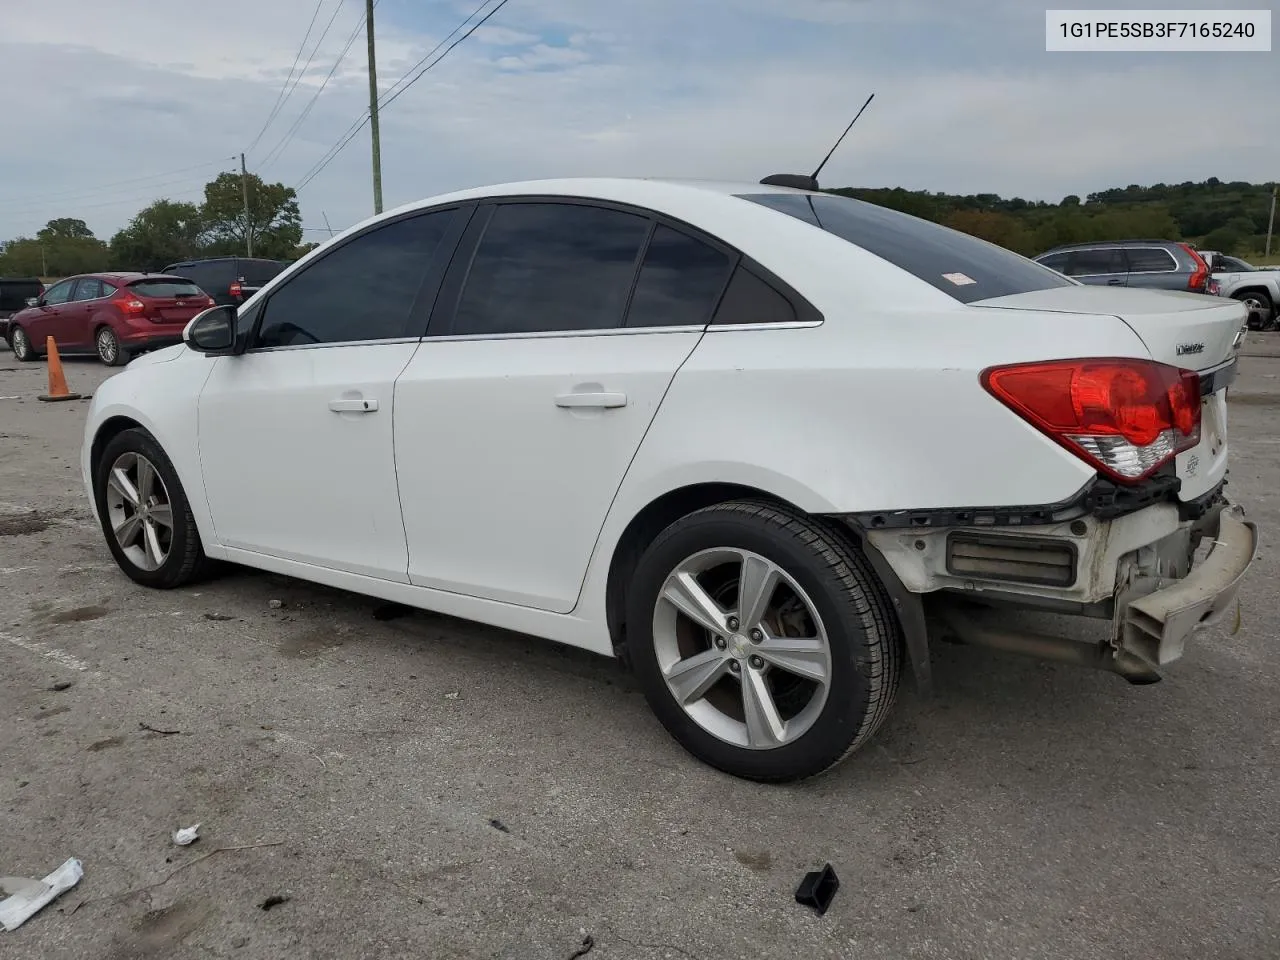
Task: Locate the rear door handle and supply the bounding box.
[1107,278,1124,285]
[328,397,379,413]
[555,391,628,409]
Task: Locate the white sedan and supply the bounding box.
[81,177,1258,782]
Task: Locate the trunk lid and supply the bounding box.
[976,285,1248,502]
[128,278,213,325]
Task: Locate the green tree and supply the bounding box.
[109,199,204,271]
[31,218,109,275]
[199,172,302,260]
[0,237,46,276]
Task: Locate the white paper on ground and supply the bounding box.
[0,858,84,932]
[173,824,200,846]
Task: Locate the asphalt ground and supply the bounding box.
[1,340,1277,960]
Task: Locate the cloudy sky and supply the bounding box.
[0,0,1274,242]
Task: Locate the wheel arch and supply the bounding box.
[602,481,930,693]
[1231,285,1274,305]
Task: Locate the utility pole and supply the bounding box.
[1266,184,1277,260]
[366,0,384,215]
[240,153,254,257]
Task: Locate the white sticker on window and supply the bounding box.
[942,272,977,286]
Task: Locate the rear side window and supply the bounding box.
[453,202,651,336]
[713,266,797,325]
[238,259,286,286]
[131,279,205,298]
[1066,248,1127,276]
[1036,252,1069,273]
[255,208,456,348]
[739,192,1074,304]
[625,225,733,328]
[1125,247,1178,273]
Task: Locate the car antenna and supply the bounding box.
[760,93,876,192]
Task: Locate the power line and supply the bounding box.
[0,157,236,209]
[258,2,372,173]
[245,0,328,156]
[296,0,512,192]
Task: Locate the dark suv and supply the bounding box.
[160,257,287,308]
[0,277,45,346]
[1033,240,1221,297]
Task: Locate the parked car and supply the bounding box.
[161,257,287,308]
[81,178,1257,782]
[1033,240,1221,297]
[1197,251,1279,330]
[8,272,215,365]
[0,276,44,346]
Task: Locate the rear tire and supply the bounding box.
[96,326,128,366]
[625,499,902,782]
[10,325,36,361]
[94,428,209,589]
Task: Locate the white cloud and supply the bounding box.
[0,0,1272,241]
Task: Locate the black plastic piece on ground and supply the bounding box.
[795,863,839,915]
[372,603,411,621]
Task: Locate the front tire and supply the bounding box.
[94,428,208,588]
[625,500,902,782]
[11,325,36,361]
[96,326,128,366]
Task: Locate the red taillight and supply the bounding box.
[981,358,1201,483]
[115,294,147,315]
[229,281,243,299]
[1180,243,1209,292]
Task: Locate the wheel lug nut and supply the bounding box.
[749,655,764,670]
[750,629,763,643]
[714,636,726,650]
[729,661,741,673]
[727,617,739,631]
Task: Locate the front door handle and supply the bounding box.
[1107,278,1124,285]
[555,391,627,409]
[328,397,379,413]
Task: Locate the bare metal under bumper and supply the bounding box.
[1117,504,1258,670]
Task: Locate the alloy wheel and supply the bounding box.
[105,451,174,572]
[651,547,832,750]
[97,328,119,364]
[11,327,29,359]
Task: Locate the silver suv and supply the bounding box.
[1033,240,1221,297]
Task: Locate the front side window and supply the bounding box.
[452,202,650,336]
[42,279,75,305]
[255,209,457,348]
[739,192,1074,304]
[625,225,733,328]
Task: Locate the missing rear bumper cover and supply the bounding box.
[945,531,1077,587]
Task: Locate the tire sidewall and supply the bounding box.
[11,326,33,361]
[94,428,199,588]
[97,326,124,366]
[626,509,877,781]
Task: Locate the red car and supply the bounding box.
[8,272,216,366]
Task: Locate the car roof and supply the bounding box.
[1040,239,1182,252]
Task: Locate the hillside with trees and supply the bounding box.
[2,175,1275,279]
[826,177,1277,259]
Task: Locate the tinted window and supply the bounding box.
[186,261,236,291]
[130,279,205,298]
[72,278,104,301]
[0,281,41,311]
[42,279,75,304]
[1217,256,1250,272]
[1037,252,1070,272]
[625,225,733,328]
[239,259,286,286]
[712,265,797,325]
[739,192,1074,304]
[256,209,455,348]
[1066,248,1126,276]
[452,202,650,336]
[1126,247,1177,273]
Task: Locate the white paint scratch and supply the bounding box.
[0,632,91,672]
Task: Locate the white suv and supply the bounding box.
[81,178,1258,782]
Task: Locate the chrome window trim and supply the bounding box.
[706,319,824,332]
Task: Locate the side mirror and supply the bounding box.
[184,305,236,354]
[24,297,39,308]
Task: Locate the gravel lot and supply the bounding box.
[1,343,1278,960]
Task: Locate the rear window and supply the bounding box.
[738,192,1075,304]
[130,279,205,298]
[238,259,286,286]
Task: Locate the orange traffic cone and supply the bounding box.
[38,337,82,403]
